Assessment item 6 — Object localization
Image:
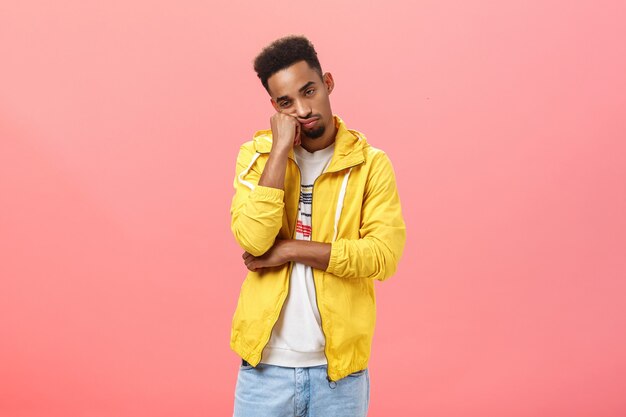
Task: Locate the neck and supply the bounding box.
[300,122,338,153]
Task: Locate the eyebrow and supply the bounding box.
[275,81,316,102]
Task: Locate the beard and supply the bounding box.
[302,124,325,139]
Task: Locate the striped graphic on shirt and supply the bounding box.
[299,184,313,205]
[295,184,314,240]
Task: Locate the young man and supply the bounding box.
[229,35,406,417]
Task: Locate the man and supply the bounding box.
[229,35,406,417]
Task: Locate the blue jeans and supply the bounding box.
[233,361,370,417]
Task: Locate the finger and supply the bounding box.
[246,261,258,272]
[295,123,301,144]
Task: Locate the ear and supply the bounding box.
[323,72,335,94]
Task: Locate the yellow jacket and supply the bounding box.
[229,115,406,381]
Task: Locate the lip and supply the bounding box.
[299,117,319,128]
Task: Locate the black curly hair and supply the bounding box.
[253,35,323,94]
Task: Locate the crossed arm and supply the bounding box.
[238,144,331,272]
[242,239,331,272]
[238,114,331,272]
[231,134,405,280]
[238,183,408,276]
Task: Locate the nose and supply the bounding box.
[293,99,312,119]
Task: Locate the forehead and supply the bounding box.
[267,60,322,98]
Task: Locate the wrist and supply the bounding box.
[271,139,293,154]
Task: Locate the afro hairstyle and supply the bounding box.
[253,35,323,93]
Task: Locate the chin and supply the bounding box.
[304,125,325,139]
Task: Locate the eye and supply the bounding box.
[280,100,291,108]
[305,89,315,96]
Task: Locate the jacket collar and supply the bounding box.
[252,115,366,173]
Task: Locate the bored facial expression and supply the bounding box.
[267,60,334,139]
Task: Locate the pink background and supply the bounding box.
[1,0,625,416]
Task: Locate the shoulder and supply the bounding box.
[344,127,391,165]
[238,139,256,152]
[234,140,256,159]
[357,143,399,193]
[233,140,260,172]
[362,142,394,171]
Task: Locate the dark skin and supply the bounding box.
[242,240,331,272]
[242,60,337,272]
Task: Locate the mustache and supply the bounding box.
[298,114,320,122]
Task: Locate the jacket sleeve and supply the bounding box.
[326,152,406,281]
[230,144,285,257]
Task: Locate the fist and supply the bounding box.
[270,112,301,151]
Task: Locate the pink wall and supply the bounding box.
[2,1,625,416]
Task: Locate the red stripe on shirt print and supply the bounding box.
[295,220,312,238]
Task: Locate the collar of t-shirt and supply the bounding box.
[293,142,335,178]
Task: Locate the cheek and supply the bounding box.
[316,95,331,112]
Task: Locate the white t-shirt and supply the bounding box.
[260,142,335,367]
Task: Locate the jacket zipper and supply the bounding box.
[309,170,333,382]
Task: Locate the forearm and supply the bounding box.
[242,239,330,272]
[283,240,331,270]
[258,148,289,189]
